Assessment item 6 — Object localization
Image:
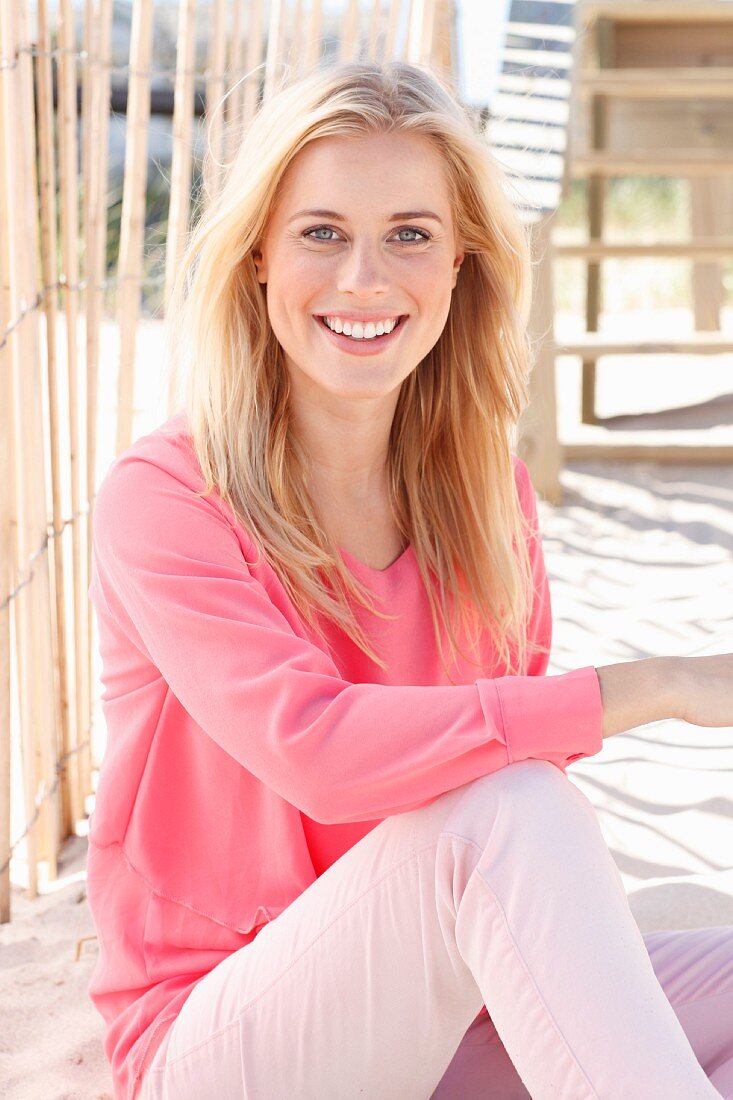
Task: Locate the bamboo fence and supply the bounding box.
[0,0,458,925]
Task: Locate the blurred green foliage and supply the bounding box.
[554,176,733,314]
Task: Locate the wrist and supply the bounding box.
[653,655,686,722]
[595,655,681,739]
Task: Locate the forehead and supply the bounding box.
[274,131,452,213]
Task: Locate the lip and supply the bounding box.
[315,314,407,355]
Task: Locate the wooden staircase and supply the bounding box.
[490,0,733,501]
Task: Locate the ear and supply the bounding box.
[252,247,267,285]
[452,248,465,289]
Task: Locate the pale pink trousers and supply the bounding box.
[138,760,733,1099]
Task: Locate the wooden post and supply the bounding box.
[518,214,563,504]
[583,15,612,426]
[690,177,728,331]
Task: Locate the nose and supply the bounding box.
[335,239,391,298]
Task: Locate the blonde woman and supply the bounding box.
[85,61,733,1100]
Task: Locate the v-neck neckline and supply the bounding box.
[338,542,413,578]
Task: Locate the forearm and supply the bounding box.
[595,656,680,739]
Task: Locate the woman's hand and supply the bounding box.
[673,653,733,728]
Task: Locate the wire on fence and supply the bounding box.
[1,506,90,614]
[0,736,92,879]
[1,43,271,83]
[0,273,167,353]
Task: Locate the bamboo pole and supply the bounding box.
[165,0,198,415]
[288,0,304,75]
[277,0,288,81]
[58,0,87,829]
[115,0,154,457]
[366,0,382,62]
[432,0,457,86]
[226,0,246,159]
[165,0,197,314]
[383,0,402,62]
[79,0,94,815]
[1,0,40,900]
[243,0,266,128]
[36,0,73,847]
[263,0,284,103]
[204,0,228,205]
[84,0,113,780]
[0,0,15,925]
[304,0,323,71]
[339,0,361,63]
[420,0,436,64]
[18,0,61,882]
[406,0,424,64]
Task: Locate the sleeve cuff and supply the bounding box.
[477,666,604,770]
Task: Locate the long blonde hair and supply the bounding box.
[166,59,547,682]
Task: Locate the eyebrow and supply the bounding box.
[287,208,444,226]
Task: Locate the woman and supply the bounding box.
[85,60,733,1100]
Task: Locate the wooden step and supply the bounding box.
[554,238,733,260]
[556,333,733,357]
[581,1,733,23]
[561,431,733,464]
[579,67,733,99]
[572,150,733,177]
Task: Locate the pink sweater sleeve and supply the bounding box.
[90,453,603,824]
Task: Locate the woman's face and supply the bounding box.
[253,131,464,402]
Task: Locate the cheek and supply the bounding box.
[271,262,321,312]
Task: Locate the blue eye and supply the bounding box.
[303,225,431,244]
[395,227,430,243]
[305,226,339,241]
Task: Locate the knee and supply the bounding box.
[458,758,566,810]
[439,759,588,852]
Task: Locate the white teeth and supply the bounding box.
[322,315,400,340]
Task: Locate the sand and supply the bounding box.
[1,309,731,1098]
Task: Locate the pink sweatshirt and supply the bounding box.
[85,410,604,1100]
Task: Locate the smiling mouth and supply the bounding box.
[316,315,406,344]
